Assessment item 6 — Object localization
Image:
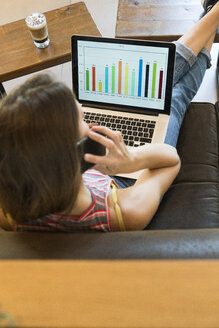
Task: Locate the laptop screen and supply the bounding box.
[72,36,176,115]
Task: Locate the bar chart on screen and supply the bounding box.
[78,40,169,110]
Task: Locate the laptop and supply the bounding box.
[71,35,176,178]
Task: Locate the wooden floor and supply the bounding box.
[1,260,219,327]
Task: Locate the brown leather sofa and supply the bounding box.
[0,102,219,259]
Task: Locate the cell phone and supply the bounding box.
[77,135,106,173]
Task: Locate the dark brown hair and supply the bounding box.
[0,74,81,223]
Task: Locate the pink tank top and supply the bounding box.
[15,170,114,232]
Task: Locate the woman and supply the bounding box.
[0,0,218,232]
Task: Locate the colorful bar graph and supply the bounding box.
[144,64,150,98]
[118,60,122,94]
[85,56,165,99]
[112,65,115,93]
[151,62,157,98]
[105,66,109,93]
[92,66,96,91]
[138,59,143,97]
[99,81,102,92]
[125,64,129,95]
[131,70,135,96]
[158,70,163,99]
[86,70,89,91]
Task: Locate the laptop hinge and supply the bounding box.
[81,103,160,116]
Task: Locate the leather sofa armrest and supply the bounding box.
[0,229,219,259]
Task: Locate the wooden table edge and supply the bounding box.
[1,54,71,82]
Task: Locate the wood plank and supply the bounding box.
[0,2,101,82]
[116,0,219,41]
[1,260,219,327]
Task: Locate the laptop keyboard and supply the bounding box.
[84,112,156,147]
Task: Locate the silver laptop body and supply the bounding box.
[72,35,176,178]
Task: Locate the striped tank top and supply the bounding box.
[15,170,114,232]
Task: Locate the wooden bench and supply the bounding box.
[116,0,219,41]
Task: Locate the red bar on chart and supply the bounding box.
[92,66,96,91]
[118,60,122,94]
[158,70,163,99]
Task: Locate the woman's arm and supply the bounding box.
[116,161,180,230]
[85,126,180,231]
[84,125,179,175]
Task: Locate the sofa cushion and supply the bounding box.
[147,102,219,229]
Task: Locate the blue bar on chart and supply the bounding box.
[105,66,109,93]
[138,59,143,97]
[144,64,150,98]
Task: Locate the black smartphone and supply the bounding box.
[77,135,106,173]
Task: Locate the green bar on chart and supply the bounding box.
[131,70,135,96]
[112,65,115,93]
[151,62,157,98]
[99,81,102,92]
[125,64,129,95]
[86,70,89,91]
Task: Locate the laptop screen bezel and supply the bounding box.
[71,35,176,116]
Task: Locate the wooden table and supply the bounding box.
[116,0,219,42]
[0,2,101,82]
[1,260,219,327]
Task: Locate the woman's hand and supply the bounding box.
[84,125,135,175]
[84,125,180,175]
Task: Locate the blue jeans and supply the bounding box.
[165,41,211,147]
[113,42,211,188]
